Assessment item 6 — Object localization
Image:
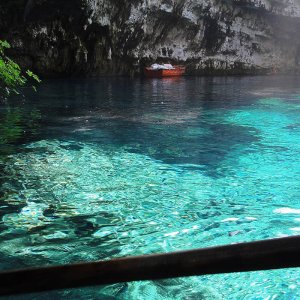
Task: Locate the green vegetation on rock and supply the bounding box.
[0,40,41,148]
[0,40,40,101]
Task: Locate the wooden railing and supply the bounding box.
[1,235,300,296]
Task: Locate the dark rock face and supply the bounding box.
[1,0,300,76]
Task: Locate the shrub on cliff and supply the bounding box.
[0,40,41,148]
[0,40,40,101]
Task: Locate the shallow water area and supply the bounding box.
[1,76,300,299]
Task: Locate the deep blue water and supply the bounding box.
[1,76,300,299]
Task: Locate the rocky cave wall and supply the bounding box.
[1,0,300,76]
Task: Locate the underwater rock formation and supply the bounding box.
[1,0,300,76]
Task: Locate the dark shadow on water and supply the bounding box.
[3,75,300,178]
[0,106,42,155]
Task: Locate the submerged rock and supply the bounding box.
[1,0,300,76]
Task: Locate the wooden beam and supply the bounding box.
[1,235,300,296]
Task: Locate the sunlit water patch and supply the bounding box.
[1,76,300,299]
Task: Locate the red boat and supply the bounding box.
[144,65,185,78]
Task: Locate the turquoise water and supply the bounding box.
[1,76,300,299]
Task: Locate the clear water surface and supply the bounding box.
[1,76,300,299]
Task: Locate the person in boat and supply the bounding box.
[150,63,175,70]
